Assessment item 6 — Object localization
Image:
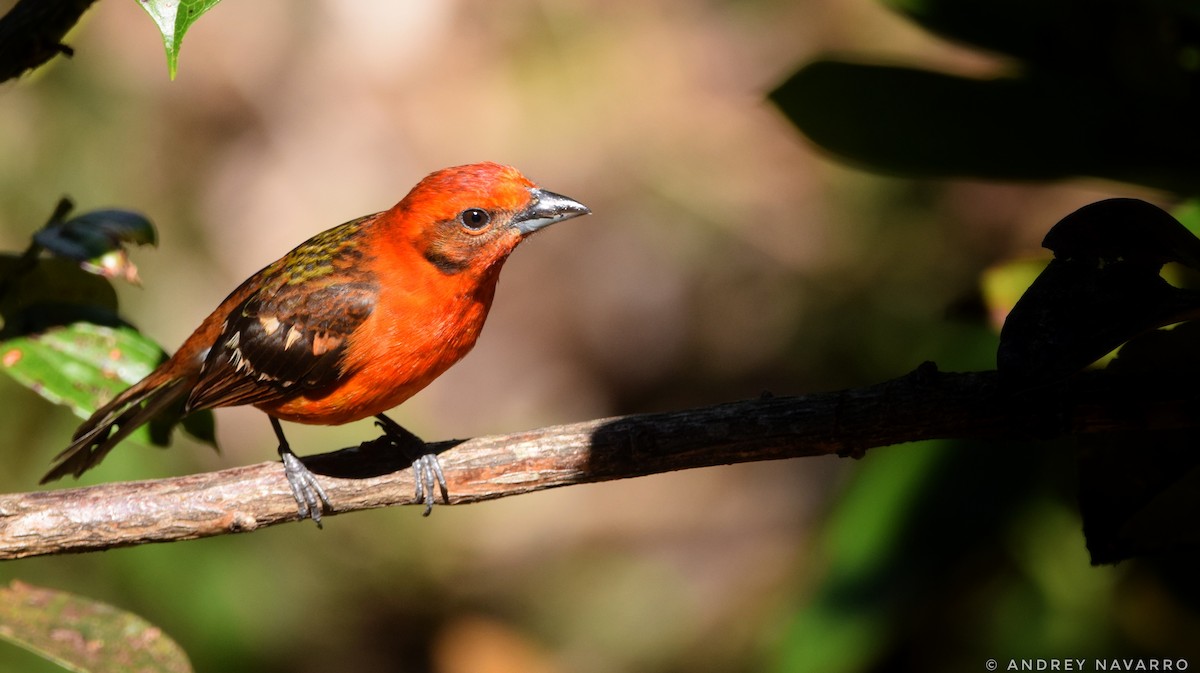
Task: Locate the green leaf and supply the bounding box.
[0,580,192,673]
[980,257,1048,330]
[1172,199,1200,238]
[0,323,215,448]
[137,0,223,80]
[0,323,160,419]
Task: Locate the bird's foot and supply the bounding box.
[374,414,449,516]
[281,450,332,527]
[410,453,448,517]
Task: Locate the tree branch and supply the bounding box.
[2,364,1195,559]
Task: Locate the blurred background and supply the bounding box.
[1,0,1198,671]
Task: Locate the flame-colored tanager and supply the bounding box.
[41,162,590,523]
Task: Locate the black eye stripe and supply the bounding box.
[460,209,490,230]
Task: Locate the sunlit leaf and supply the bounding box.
[0,323,159,418]
[80,249,141,285]
[980,257,1047,331]
[0,580,192,673]
[0,323,214,447]
[1172,199,1200,238]
[137,0,223,79]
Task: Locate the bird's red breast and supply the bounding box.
[169,162,587,425]
[43,161,589,486]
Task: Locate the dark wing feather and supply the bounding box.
[186,279,378,411]
[42,375,192,483]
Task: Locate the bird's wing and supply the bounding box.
[186,278,378,411]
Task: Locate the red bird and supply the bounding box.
[41,162,590,524]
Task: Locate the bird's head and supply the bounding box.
[392,162,590,277]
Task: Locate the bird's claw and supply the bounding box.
[412,453,449,517]
[374,414,449,515]
[281,450,332,527]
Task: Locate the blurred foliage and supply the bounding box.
[772,0,1200,194]
[773,440,1102,672]
[0,580,192,673]
[767,0,1200,671]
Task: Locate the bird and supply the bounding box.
[40,162,591,525]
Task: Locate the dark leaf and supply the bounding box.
[1079,429,1200,564]
[181,407,217,446]
[59,209,157,246]
[997,199,1200,386]
[769,61,1200,194]
[3,200,214,449]
[771,62,1087,178]
[0,255,121,337]
[34,208,156,284]
[1041,198,1200,268]
[1077,323,1200,564]
[882,0,1189,79]
[147,394,218,450]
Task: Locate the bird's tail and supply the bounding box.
[40,372,195,484]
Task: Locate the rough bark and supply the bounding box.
[2,365,1194,559]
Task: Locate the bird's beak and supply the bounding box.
[514,188,591,235]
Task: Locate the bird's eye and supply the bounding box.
[459,208,490,230]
